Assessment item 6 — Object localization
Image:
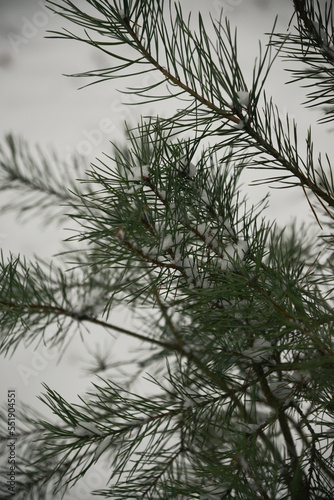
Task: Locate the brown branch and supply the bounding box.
[122,19,239,124]
[0,300,178,352]
[140,447,184,498]
[246,124,334,211]
[124,14,334,215]
[246,275,334,358]
[154,296,284,465]
[254,363,309,498]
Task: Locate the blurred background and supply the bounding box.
[0,0,328,498]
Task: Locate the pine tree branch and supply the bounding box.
[155,297,285,468]
[293,0,334,67]
[245,124,334,212]
[139,446,184,498]
[0,299,178,352]
[1,1,333,497]
[49,0,334,219]
[0,135,84,224]
[254,363,310,498]
[272,0,334,123]
[122,16,239,125]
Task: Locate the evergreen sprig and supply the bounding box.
[0,402,63,499]
[272,0,334,124]
[0,0,334,498]
[0,134,86,225]
[46,0,334,217]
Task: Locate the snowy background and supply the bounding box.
[0,0,328,498]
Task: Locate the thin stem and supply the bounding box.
[0,300,178,351]
[140,447,184,498]
[124,20,239,124]
[254,363,309,498]
[155,296,284,466]
[124,11,334,214]
[245,123,334,211]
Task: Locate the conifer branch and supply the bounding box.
[0,299,179,352]
[0,135,84,224]
[1,1,334,498]
[48,0,334,219]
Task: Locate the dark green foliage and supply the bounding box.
[0,1,334,498]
